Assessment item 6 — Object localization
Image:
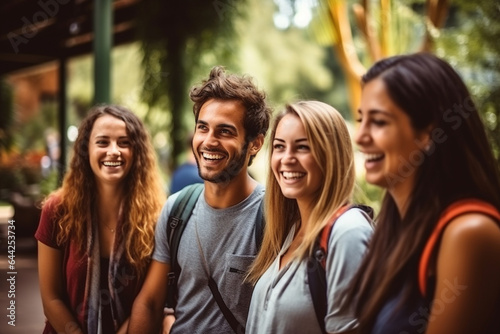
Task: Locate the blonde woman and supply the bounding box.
[246,101,373,334]
[36,105,165,334]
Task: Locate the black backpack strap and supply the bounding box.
[208,196,264,334]
[166,185,264,333]
[166,183,204,308]
[307,256,328,334]
[208,277,245,333]
[308,204,373,333]
[354,204,374,222]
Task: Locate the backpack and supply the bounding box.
[418,198,500,297]
[307,204,374,334]
[165,183,264,333]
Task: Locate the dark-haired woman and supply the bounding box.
[353,53,500,334]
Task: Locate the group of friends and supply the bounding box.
[35,52,500,334]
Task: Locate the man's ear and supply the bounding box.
[250,134,265,154]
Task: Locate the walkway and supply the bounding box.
[0,238,45,333]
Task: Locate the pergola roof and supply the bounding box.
[0,0,143,76]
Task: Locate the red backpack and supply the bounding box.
[418,198,500,297]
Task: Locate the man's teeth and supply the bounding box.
[282,172,305,179]
[203,153,224,160]
[364,153,384,162]
[103,161,123,167]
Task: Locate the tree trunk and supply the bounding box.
[166,35,187,173]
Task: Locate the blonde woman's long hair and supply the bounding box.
[45,105,165,278]
[247,100,355,284]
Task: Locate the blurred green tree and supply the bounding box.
[309,0,499,164]
[435,0,500,163]
[237,0,337,114]
[311,0,449,119]
[138,0,246,172]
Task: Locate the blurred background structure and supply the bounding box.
[0,0,499,330]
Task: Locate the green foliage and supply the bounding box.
[14,100,57,153]
[435,0,500,163]
[353,175,383,216]
[136,0,340,171]
[313,0,427,61]
[0,99,59,200]
[138,0,246,171]
[39,169,59,197]
[237,0,337,115]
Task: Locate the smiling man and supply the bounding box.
[128,66,272,334]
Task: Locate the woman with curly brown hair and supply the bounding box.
[36,105,165,334]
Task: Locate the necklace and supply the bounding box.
[102,222,116,233]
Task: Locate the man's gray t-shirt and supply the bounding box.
[153,184,265,334]
[246,208,373,334]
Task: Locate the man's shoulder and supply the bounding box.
[168,184,204,202]
[167,190,181,205]
[243,183,265,209]
[253,183,265,197]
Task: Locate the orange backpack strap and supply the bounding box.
[310,204,372,333]
[418,198,500,297]
[318,204,352,268]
